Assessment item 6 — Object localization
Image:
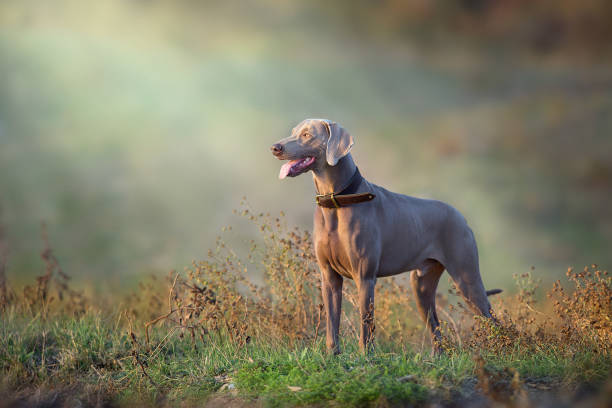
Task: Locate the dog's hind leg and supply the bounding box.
[410,259,445,353]
[445,253,493,318]
[441,225,495,319]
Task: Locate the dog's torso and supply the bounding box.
[313,179,474,280]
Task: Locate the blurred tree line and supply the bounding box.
[324,0,612,57]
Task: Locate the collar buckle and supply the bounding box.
[315,193,340,208]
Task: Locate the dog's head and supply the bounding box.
[271,119,353,179]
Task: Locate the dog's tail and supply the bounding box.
[486,289,503,296]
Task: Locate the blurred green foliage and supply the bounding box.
[0,0,611,291]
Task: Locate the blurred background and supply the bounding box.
[1,0,611,294]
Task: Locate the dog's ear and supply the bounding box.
[325,121,354,166]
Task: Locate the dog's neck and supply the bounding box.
[312,154,357,195]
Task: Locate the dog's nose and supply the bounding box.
[270,143,283,155]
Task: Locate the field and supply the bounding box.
[1,1,612,407]
[1,211,610,407]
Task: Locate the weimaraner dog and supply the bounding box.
[271,119,499,354]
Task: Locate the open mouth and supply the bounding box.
[279,157,316,179]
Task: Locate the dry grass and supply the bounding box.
[124,205,611,360]
[129,204,427,352]
[0,206,610,407]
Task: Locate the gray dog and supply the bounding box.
[271,119,499,354]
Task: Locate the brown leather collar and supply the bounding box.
[316,192,376,208]
[315,168,376,208]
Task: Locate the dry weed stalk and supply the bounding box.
[550,265,612,354]
[0,218,9,310]
[14,223,87,317]
[129,317,160,389]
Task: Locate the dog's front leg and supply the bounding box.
[357,277,376,353]
[320,263,343,354]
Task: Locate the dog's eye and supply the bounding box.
[300,133,313,141]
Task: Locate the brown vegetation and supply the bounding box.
[2,208,610,359]
[117,206,611,365]
[0,209,610,407]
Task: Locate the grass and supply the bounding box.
[0,314,607,407]
[0,312,610,407]
[0,209,611,407]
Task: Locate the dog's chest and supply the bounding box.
[314,210,356,279]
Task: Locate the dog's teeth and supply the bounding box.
[279,158,313,179]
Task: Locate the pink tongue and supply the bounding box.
[279,159,301,179]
